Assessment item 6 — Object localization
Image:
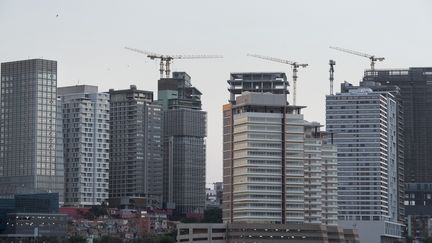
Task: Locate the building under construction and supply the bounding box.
[159,72,207,215]
[227,72,289,104]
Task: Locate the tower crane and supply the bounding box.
[329,60,336,95]
[125,47,223,78]
[329,46,385,71]
[247,53,308,106]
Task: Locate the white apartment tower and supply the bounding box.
[58,85,110,207]
[304,122,338,225]
[326,82,403,243]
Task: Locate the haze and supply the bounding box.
[1,0,431,184]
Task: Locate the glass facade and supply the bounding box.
[15,193,59,213]
[159,72,207,215]
[363,68,432,183]
[0,59,64,202]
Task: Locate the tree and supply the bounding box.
[65,236,87,243]
[180,217,199,223]
[202,208,222,223]
[35,236,61,243]
[94,235,123,243]
[157,235,175,243]
[83,205,108,220]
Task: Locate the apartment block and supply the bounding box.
[58,85,109,206]
[109,85,163,208]
[326,82,404,242]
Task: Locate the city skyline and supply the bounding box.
[1,0,432,183]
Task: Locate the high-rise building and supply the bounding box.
[326,82,404,242]
[223,72,337,225]
[108,85,163,208]
[304,122,338,225]
[363,68,432,183]
[341,81,405,222]
[58,85,109,207]
[363,68,432,218]
[158,72,206,215]
[0,59,64,202]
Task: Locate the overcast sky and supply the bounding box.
[1,0,431,184]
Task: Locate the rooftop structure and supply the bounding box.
[227,72,289,104]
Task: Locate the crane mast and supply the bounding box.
[247,53,308,106]
[329,60,336,95]
[125,47,223,78]
[329,46,384,71]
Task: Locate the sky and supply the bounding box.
[1,0,432,184]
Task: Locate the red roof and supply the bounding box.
[59,207,90,219]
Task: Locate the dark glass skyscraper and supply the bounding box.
[0,59,64,202]
[158,72,206,215]
[108,85,163,208]
[363,68,432,183]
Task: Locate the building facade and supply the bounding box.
[158,72,207,215]
[405,182,432,216]
[326,83,404,242]
[177,223,359,243]
[363,68,432,183]
[3,213,67,237]
[14,193,60,213]
[0,59,64,202]
[58,85,110,207]
[0,192,62,236]
[222,72,337,225]
[109,85,163,208]
[304,122,338,225]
